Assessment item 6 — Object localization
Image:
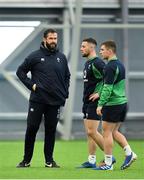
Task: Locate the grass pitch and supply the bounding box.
[0,140,143,179]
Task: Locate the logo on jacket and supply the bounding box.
[57,57,61,62]
[30,108,34,112]
[41,58,45,62]
[88,64,91,69]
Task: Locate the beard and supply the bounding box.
[82,52,89,57]
[46,42,57,51]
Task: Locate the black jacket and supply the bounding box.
[83,57,105,103]
[16,43,70,106]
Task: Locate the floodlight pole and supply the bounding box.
[121,0,129,98]
[62,0,83,140]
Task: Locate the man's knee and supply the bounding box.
[112,130,119,137]
[103,129,112,138]
[87,128,96,137]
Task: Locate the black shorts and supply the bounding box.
[102,103,127,123]
[82,101,101,120]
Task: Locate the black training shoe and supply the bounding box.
[16,160,30,168]
[45,161,60,168]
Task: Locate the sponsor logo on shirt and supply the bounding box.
[86,113,88,118]
[57,57,61,62]
[88,64,91,69]
[83,70,88,82]
[83,70,87,79]
[41,58,45,62]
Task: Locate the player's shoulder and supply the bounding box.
[92,57,105,67]
[106,60,118,72]
[95,56,103,61]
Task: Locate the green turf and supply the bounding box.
[0,140,143,179]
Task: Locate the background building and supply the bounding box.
[0,0,144,140]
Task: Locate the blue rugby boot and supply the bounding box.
[99,156,116,166]
[121,152,137,170]
[93,163,113,170]
[77,161,96,168]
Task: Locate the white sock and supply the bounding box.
[88,155,96,164]
[105,154,112,166]
[123,145,132,156]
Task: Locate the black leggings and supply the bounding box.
[24,101,60,163]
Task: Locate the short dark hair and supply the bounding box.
[82,38,97,46]
[101,40,116,53]
[43,28,57,38]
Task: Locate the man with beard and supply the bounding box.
[16,29,70,168]
[78,38,111,168]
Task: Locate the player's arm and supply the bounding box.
[16,56,35,91]
[98,65,116,106]
[97,65,118,115]
[89,61,105,101]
